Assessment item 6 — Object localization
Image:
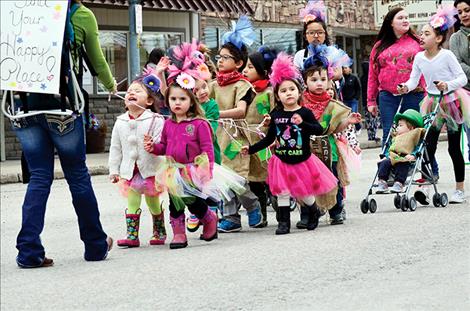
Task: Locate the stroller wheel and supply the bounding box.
[360,199,369,214]
[400,196,408,211]
[432,193,441,207]
[394,194,401,209]
[440,193,448,207]
[369,199,377,213]
[408,197,417,212]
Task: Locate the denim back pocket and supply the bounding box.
[46,114,75,136]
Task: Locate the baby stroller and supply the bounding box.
[360,94,448,213]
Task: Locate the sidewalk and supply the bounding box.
[0,129,446,184]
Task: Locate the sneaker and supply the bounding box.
[186,214,200,232]
[390,182,404,193]
[330,214,344,225]
[414,187,430,205]
[218,219,242,233]
[376,180,389,194]
[449,190,466,204]
[247,208,263,228]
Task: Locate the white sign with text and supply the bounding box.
[0,0,68,94]
[374,0,455,27]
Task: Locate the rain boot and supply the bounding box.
[296,206,309,229]
[117,209,141,247]
[169,214,188,249]
[149,212,166,245]
[199,209,218,241]
[275,206,291,235]
[306,203,320,231]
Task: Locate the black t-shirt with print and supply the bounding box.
[249,107,323,164]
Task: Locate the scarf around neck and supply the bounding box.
[216,71,247,87]
[252,79,269,92]
[460,26,470,37]
[302,91,331,120]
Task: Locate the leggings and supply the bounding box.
[128,189,162,215]
[424,125,465,182]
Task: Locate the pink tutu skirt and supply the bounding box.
[267,155,338,198]
[119,172,160,197]
[420,89,470,132]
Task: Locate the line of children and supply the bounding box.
[397,7,469,204]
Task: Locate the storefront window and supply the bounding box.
[262,28,297,55]
[139,32,184,69]
[97,31,128,93]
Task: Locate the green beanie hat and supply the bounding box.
[394,109,424,128]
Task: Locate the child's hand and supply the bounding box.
[109,174,120,183]
[396,84,408,94]
[367,105,378,117]
[155,56,170,74]
[434,80,448,92]
[348,112,361,125]
[291,113,303,125]
[353,146,362,155]
[262,114,271,127]
[241,146,250,156]
[143,134,154,153]
[405,154,416,161]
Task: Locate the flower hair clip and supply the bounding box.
[429,6,457,31]
[142,74,161,93]
[299,0,327,24]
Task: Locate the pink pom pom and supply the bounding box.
[269,52,301,89]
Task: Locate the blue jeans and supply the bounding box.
[13,113,108,267]
[378,91,423,147]
[344,98,361,131]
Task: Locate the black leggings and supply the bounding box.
[169,195,208,219]
[424,125,465,183]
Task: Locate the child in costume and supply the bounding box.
[376,109,424,194]
[186,68,222,233]
[241,46,278,227]
[241,52,338,235]
[398,7,469,204]
[209,15,264,232]
[302,44,362,226]
[108,72,166,248]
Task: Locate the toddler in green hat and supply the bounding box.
[376,109,425,193]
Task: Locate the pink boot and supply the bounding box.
[117,210,141,248]
[149,212,166,245]
[169,214,187,249]
[199,209,218,241]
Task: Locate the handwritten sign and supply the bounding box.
[0,0,68,94]
[374,0,454,27]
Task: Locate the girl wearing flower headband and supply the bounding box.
[108,74,166,248]
[301,44,362,226]
[241,46,278,227]
[398,7,470,205]
[241,52,338,235]
[209,15,264,233]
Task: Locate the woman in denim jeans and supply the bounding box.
[13,0,115,268]
[367,8,425,147]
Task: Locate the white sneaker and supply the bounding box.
[449,190,466,204]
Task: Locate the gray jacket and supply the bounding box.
[450,27,470,90]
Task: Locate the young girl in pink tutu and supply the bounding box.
[398,7,470,204]
[241,52,338,235]
[108,71,167,248]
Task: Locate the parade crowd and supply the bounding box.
[10,0,470,268]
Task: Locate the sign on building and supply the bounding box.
[0,0,68,94]
[374,0,455,27]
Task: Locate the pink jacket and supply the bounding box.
[152,118,214,170]
[367,34,425,107]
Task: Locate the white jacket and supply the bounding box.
[108,110,164,180]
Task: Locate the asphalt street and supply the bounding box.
[1,142,469,311]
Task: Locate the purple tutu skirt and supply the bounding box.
[267,155,338,198]
[119,171,160,197]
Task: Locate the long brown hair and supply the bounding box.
[164,84,205,120]
[373,7,420,64]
